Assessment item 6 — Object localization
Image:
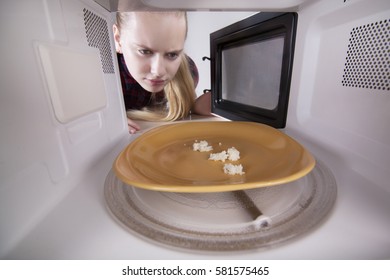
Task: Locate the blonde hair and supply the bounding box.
[115,12,195,121]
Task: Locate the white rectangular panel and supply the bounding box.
[38,44,107,123]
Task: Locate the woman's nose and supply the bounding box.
[150,55,166,77]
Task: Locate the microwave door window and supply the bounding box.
[221,36,284,110]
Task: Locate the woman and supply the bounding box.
[113,11,211,133]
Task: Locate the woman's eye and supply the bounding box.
[138,49,152,55]
[166,53,179,60]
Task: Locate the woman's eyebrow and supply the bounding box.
[133,43,183,54]
[133,43,152,50]
[167,49,184,54]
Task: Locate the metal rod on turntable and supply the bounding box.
[233,190,272,228]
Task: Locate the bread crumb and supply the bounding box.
[192,141,245,176]
[192,140,213,152]
[209,147,240,162]
[223,163,245,175]
[209,151,228,162]
[227,147,240,161]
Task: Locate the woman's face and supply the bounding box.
[114,12,187,93]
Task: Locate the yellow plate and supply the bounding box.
[113,121,316,193]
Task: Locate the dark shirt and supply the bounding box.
[117,53,199,110]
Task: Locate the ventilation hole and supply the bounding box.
[342,19,389,91]
[83,8,114,74]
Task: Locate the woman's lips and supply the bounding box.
[148,79,166,86]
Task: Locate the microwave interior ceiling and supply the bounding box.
[94,0,314,11]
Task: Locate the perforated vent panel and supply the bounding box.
[83,8,114,74]
[342,19,389,91]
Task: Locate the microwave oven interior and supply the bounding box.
[210,12,297,128]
